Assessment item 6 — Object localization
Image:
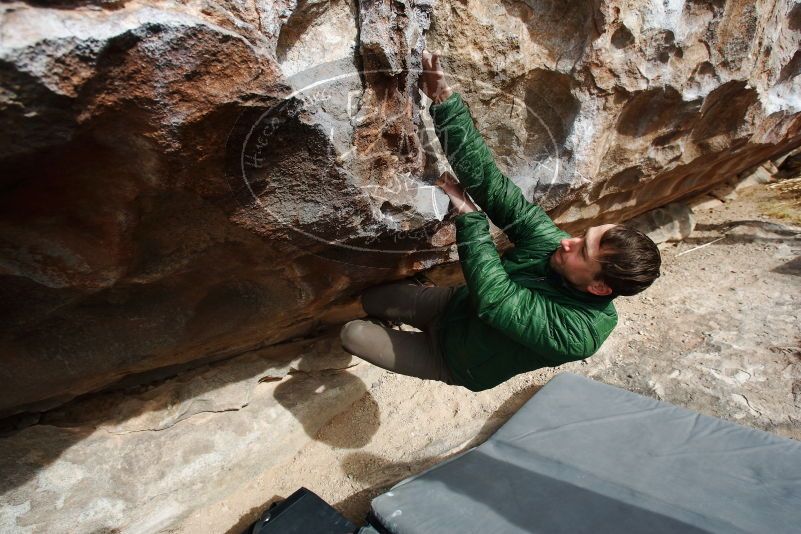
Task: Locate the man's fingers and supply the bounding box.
[432,53,442,73]
[422,50,431,71]
[436,180,455,194]
[437,181,456,193]
[439,171,457,185]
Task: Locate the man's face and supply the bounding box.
[550,224,617,295]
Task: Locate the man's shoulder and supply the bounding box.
[508,206,570,254]
[548,284,618,326]
[545,292,617,356]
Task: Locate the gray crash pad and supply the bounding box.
[368,373,801,533]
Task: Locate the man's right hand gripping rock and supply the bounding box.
[419,50,453,104]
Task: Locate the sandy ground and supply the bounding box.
[177,180,800,531]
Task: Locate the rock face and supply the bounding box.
[425,0,801,225]
[628,202,696,243]
[1,0,800,414]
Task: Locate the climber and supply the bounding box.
[339,51,661,391]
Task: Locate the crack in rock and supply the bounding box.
[285,363,361,376]
[104,405,249,435]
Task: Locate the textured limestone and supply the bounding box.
[425,0,801,227]
[688,193,724,211]
[628,202,696,243]
[1,0,801,414]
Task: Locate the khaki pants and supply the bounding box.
[340,281,458,385]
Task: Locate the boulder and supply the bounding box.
[688,194,724,211]
[735,162,776,190]
[1,0,801,414]
[627,202,696,243]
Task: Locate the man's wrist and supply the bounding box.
[457,201,478,214]
[433,86,453,104]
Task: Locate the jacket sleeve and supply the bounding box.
[431,92,566,254]
[455,211,599,362]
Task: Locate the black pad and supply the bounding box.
[248,487,355,534]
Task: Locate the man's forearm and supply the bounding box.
[430,92,563,247]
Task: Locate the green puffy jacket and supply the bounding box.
[430,92,617,391]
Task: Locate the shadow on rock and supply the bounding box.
[678,220,801,248]
[772,256,801,277]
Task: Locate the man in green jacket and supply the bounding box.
[340,51,661,391]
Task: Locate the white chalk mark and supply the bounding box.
[677,236,725,257]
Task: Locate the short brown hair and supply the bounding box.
[597,225,661,296]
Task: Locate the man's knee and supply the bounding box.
[340,320,367,354]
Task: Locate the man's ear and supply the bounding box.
[587,279,613,296]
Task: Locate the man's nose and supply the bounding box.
[561,238,572,251]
